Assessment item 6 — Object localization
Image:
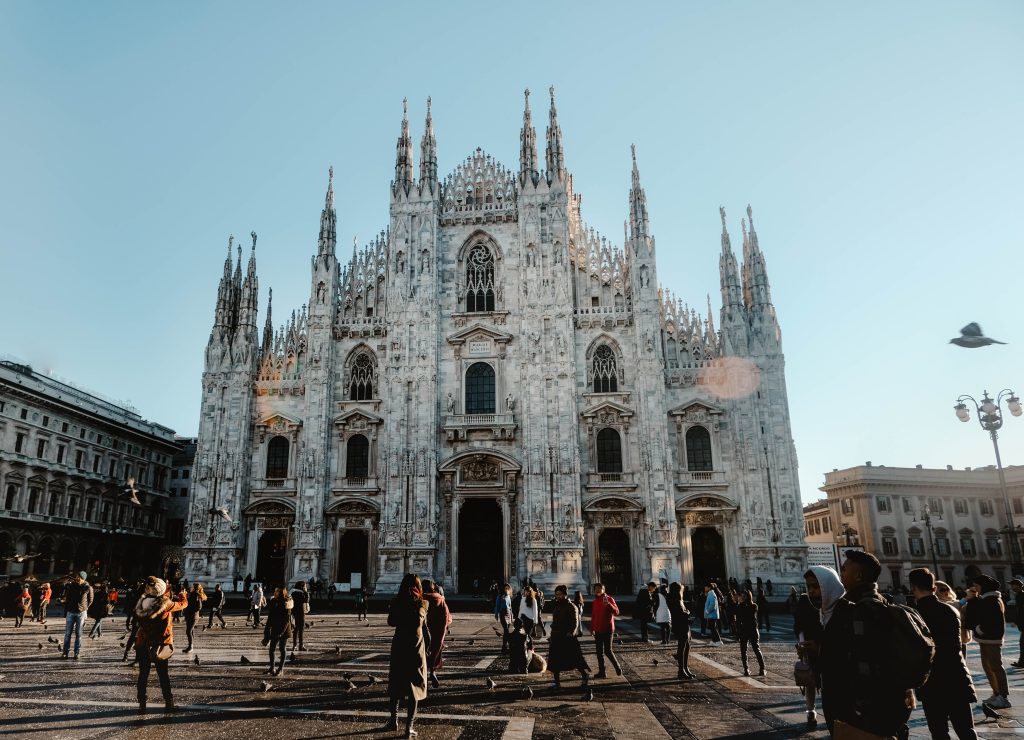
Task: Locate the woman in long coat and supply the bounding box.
[386,573,430,738]
[547,584,590,688]
[667,582,693,679]
[134,576,188,712]
[421,579,451,688]
[262,586,293,675]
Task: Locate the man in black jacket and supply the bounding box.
[61,572,93,660]
[633,582,656,642]
[909,568,977,740]
[820,550,913,739]
[207,584,226,629]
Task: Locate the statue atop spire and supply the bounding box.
[545,85,565,182]
[520,88,539,187]
[393,97,414,195]
[418,97,438,194]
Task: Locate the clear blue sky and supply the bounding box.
[2,1,1022,503]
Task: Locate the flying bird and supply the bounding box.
[486,677,497,690]
[950,323,1006,348]
[121,478,142,506]
[4,553,38,563]
[210,507,232,523]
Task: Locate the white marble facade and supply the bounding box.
[184,90,807,595]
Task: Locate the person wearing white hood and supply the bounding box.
[794,566,843,730]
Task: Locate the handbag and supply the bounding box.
[303,602,310,615]
[793,658,814,687]
[155,644,174,661]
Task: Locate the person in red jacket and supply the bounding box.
[590,583,623,678]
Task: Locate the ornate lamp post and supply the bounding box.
[912,504,942,575]
[954,389,1023,570]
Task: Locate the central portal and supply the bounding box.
[256,530,287,586]
[691,527,726,589]
[458,498,503,594]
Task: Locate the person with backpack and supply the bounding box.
[908,568,977,739]
[963,574,1008,708]
[820,549,931,739]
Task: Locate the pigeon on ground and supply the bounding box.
[193,655,200,665]
[492,627,502,636]
[37,643,43,650]
[367,675,380,685]
[652,658,659,666]
[42,625,47,631]
[335,646,342,655]
[47,637,56,644]
[467,639,475,646]
[982,702,1002,721]
[950,323,1006,348]
[287,653,296,662]
[584,688,594,702]
[523,686,534,700]
[260,681,272,692]
[340,679,357,693]
[486,677,497,690]
[240,656,251,664]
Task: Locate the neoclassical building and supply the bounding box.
[183,90,806,594]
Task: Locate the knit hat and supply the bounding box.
[78,571,88,581]
[144,576,167,597]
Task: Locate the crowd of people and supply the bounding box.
[6,555,1024,738]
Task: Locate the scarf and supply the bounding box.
[807,565,844,625]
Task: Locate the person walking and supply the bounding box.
[61,572,93,659]
[291,581,309,651]
[795,566,843,730]
[15,584,31,627]
[548,584,591,689]
[87,584,111,638]
[703,584,723,646]
[37,582,51,624]
[590,582,623,678]
[756,587,771,631]
[1008,578,1024,668]
[206,584,226,629]
[243,573,252,598]
[633,582,656,642]
[262,585,293,675]
[249,583,266,627]
[696,587,707,636]
[354,585,367,621]
[963,574,1009,708]
[654,583,672,644]
[735,589,766,676]
[422,579,451,688]
[518,586,539,638]
[123,582,145,663]
[182,583,206,653]
[495,583,512,654]
[385,573,429,738]
[666,582,694,679]
[909,568,977,739]
[122,581,141,631]
[133,576,188,712]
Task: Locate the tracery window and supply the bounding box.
[592,345,618,393]
[685,426,713,471]
[349,352,375,400]
[346,435,369,479]
[465,244,495,312]
[465,362,496,414]
[596,428,623,473]
[266,436,289,479]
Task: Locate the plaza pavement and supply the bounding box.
[1,604,1023,738]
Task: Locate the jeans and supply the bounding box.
[292,615,305,649]
[63,612,85,656]
[979,643,1008,696]
[137,647,172,704]
[88,616,104,637]
[207,608,225,629]
[593,632,622,674]
[923,699,978,740]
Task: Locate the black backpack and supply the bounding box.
[858,596,935,690]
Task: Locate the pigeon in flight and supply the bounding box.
[950,323,1006,348]
[4,553,38,563]
[121,478,142,506]
[210,507,232,523]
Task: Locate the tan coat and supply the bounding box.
[387,596,429,701]
[134,592,188,649]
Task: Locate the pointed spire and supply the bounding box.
[706,293,716,336]
[520,88,539,187]
[262,287,273,355]
[213,234,235,330]
[545,85,565,182]
[393,97,414,195]
[318,166,337,257]
[418,97,437,193]
[742,204,773,310]
[719,206,744,312]
[628,144,650,241]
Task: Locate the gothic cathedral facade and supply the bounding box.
[184,89,807,595]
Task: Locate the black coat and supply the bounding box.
[264,596,292,639]
[666,596,691,639]
[914,595,976,705]
[793,594,823,642]
[633,589,654,622]
[734,601,759,638]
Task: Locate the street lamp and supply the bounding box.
[955,388,1022,570]
[912,505,942,575]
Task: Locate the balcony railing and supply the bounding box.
[253,478,297,492]
[443,413,516,441]
[585,471,637,489]
[675,470,728,487]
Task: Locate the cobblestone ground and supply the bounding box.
[1,607,1022,738]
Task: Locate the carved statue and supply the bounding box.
[505,393,515,412]
[445,392,455,413]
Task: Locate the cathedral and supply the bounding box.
[183,88,807,595]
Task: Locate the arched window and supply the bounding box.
[465,244,495,312]
[266,436,290,479]
[465,362,496,414]
[349,352,374,400]
[685,427,713,472]
[596,428,623,473]
[592,345,618,393]
[27,487,40,514]
[665,337,678,365]
[346,435,369,479]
